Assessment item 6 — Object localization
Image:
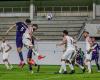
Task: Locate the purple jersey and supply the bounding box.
[16,22,28,38]
[92,43,99,54]
[16,22,28,48]
[92,43,100,60]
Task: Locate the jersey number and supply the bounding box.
[20,27,24,31]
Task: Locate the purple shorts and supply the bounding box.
[16,37,23,48]
[92,52,99,60]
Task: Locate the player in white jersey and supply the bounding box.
[83,31,93,73]
[23,24,45,73]
[0,37,12,70]
[56,30,75,74]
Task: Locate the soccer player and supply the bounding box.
[23,24,45,73]
[83,31,93,73]
[56,30,75,74]
[0,37,12,69]
[71,39,85,73]
[6,19,31,68]
[74,48,86,73]
[91,37,100,72]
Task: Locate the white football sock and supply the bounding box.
[4,61,10,69]
[59,66,63,73]
[87,61,91,73]
[76,63,84,69]
[61,61,66,72]
[68,63,74,70]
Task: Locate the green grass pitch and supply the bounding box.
[0,65,100,80]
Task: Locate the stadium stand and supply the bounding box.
[0,16,87,40]
[0,0,93,40]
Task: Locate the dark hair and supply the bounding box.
[25,19,31,24]
[63,30,68,35]
[83,31,89,34]
[32,24,38,29]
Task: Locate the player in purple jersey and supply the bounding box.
[91,37,100,71]
[6,19,31,68]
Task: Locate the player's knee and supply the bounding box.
[17,48,22,53]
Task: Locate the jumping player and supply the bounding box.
[83,31,93,73]
[0,37,13,70]
[6,19,31,68]
[23,24,45,73]
[56,30,75,74]
[91,37,100,71]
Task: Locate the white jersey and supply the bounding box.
[85,36,92,51]
[23,26,33,39]
[65,36,75,50]
[1,42,9,54]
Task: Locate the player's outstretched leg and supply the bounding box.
[27,48,35,74]
[32,48,45,60]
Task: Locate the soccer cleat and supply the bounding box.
[18,61,25,68]
[20,63,25,68]
[98,70,100,72]
[38,55,46,60]
[54,71,67,74]
[82,68,86,73]
[62,71,67,74]
[18,61,23,66]
[34,63,37,66]
[69,70,75,74]
[30,70,34,74]
[29,59,35,65]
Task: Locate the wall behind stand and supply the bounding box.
[0,41,99,65]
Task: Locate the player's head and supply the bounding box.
[63,30,68,36]
[2,37,6,43]
[32,24,38,31]
[25,19,31,25]
[82,31,89,38]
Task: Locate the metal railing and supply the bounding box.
[36,6,89,16]
[0,7,29,13]
[36,6,89,12]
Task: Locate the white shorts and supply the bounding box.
[62,49,75,61]
[23,38,33,47]
[3,53,9,60]
[85,52,92,60]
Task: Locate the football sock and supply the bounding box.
[68,63,74,70]
[19,52,24,61]
[61,61,66,71]
[87,61,91,73]
[4,61,9,69]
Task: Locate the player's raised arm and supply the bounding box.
[6,24,16,35]
[5,44,12,53]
